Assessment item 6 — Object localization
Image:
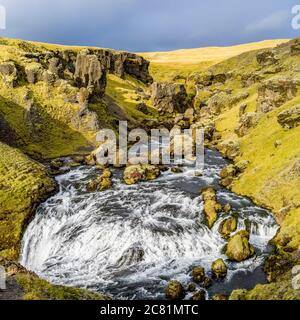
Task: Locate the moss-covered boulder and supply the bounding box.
[192,266,205,283]
[165,280,185,300]
[187,283,197,292]
[123,164,160,185]
[212,294,228,300]
[219,139,241,160]
[191,289,206,301]
[87,169,113,191]
[219,216,238,238]
[201,187,221,228]
[225,230,255,262]
[211,258,228,279]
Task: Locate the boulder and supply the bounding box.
[219,217,238,239]
[225,230,255,262]
[201,187,222,228]
[192,266,205,283]
[223,203,232,213]
[123,164,160,185]
[211,258,228,279]
[202,277,212,288]
[220,165,237,187]
[165,280,185,300]
[171,167,183,174]
[87,169,113,192]
[151,82,188,114]
[235,112,260,137]
[277,105,300,129]
[212,294,228,300]
[191,290,206,301]
[219,140,240,160]
[257,78,297,113]
[187,283,197,292]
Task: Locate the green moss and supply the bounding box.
[0,142,55,259]
[16,274,111,300]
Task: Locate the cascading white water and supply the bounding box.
[20,149,278,299]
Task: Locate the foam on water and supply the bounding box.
[20,149,278,299]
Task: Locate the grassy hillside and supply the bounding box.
[140,40,288,82]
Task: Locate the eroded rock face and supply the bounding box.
[257,78,297,113]
[151,82,188,114]
[226,230,255,262]
[0,61,18,87]
[277,105,300,129]
[74,51,107,100]
[235,112,260,137]
[123,53,153,84]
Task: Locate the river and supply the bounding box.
[20,148,278,299]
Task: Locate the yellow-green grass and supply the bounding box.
[106,74,158,121]
[140,40,288,82]
[16,273,110,300]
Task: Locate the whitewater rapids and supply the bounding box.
[20,149,278,299]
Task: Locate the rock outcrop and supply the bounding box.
[256,50,277,66]
[277,105,300,129]
[74,51,107,100]
[235,112,260,137]
[257,78,297,113]
[219,139,240,160]
[0,61,18,87]
[151,82,188,114]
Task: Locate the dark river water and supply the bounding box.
[20,149,278,299]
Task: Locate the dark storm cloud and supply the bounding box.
[0,0,298,51]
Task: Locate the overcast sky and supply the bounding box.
[0,0,299,52]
